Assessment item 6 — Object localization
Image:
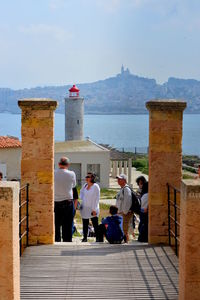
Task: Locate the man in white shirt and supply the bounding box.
[116,174,133,242]
[54,157,76,242]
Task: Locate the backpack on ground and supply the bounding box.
[123,186,141,215]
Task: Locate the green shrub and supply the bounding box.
[183,166,197,174]
[133,158,149,175]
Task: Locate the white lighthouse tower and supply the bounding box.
[65,84,84,141]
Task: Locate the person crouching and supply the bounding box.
[98,205,125,244]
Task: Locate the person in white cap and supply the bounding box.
[116,174,133,242]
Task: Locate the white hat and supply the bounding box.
[116,174,127,181]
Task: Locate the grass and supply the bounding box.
[100,188,118,199]
[74,202,111,227]
[182,173,195,179]
[76,186,118,199]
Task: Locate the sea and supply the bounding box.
[0,113,200,156]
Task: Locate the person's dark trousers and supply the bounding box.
[82,217,99,241]
[98,224,107,242]
[55,201,63,242]
[138,212,148,242]
[72,203,76,235]
[55,200,74,242]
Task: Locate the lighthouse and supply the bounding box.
[65,84,84,141]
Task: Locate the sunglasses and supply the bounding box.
[85,176,92,178]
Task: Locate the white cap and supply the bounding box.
[116,174,127,181]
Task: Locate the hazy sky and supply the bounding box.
[0,0,200,89]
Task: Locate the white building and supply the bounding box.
[0,137,110,188]
[0,136,21,180]
[55,139,110,187]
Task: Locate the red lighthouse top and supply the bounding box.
[69,84,80,97]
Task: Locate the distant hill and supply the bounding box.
[1,67,200,114]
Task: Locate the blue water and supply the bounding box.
[0,113,199,155]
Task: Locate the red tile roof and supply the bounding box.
[0,136,21,148]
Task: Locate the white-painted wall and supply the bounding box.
[55,151,110,188]
[0,148,21,180]
[0,147,110,188]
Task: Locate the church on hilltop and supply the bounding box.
[120,64,130,75]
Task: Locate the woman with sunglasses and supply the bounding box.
[80,172,100,242]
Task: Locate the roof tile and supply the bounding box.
[0,136,21,148]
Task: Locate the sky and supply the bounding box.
[0,0,200,89]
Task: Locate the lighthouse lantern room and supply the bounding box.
[69,85,80,98]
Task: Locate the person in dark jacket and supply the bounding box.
[138,182,148,242]
[72,186,78,235]
[98,205,124,244]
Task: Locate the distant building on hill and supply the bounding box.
[120,64,130,75]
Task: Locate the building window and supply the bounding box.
[87,164,100,182]
[77,120,79,124]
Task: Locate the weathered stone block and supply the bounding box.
[0,182,20,300]
[146,99,186,244]
[179,180,200,300]
[18,99,57,245]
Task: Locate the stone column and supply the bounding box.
[119,161,122,175]
[128,158,132,186]
[124,161,128,175]
[146,100,186,244]
[81,162,87,185]
[115,161,118,176]
[18,99,57,245]
[111,161,115,177]
[113,161,117,178]
[179,180,200,300]
[0,182,20,300]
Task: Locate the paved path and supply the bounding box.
[20,242,179,299]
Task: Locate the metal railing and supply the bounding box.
[167,183,181,256]
[117,146,149,154]
[19,184,29,256]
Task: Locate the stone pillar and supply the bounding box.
[179,180,200,300]
[0,182,20,300]
[146,100,186,244]
[128,158,132,186]
[113,161,117,178]
[119,161,122,175]
[81,162,87,185]
[115,161,118,176]
[18,99,57,245]
[111,161,115,177]
[111,162,114,178]
[124,161,128,175]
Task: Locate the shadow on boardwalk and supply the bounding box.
[21,242,178,300]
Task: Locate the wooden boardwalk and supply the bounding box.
[20,243,179,300]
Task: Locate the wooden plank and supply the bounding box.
[20,243,179,299]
